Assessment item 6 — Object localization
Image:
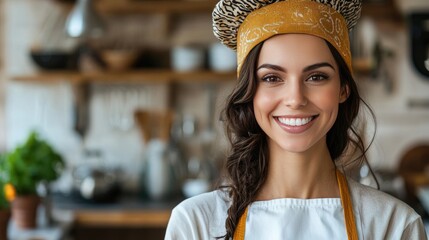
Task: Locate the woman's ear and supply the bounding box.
[339,85,349,103]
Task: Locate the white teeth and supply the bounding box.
[278,117,313,126]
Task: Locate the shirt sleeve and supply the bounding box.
[165,205,197,240]
[401,217,428,240]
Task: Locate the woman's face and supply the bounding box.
[254,34,348,154]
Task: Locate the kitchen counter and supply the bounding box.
[8,193,183,240]
[51,192,182,227]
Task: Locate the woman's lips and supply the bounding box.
[275,115,318,134]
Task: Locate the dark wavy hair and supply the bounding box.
[219,40,376,239]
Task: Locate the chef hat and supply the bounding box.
[212,0,362,73]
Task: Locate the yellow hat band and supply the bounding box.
[237,0,352,73]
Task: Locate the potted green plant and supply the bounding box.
[3,131,65,229]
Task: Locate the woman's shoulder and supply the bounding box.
[347,177,421,221]
[165,190,230,239]
[347,178,427,239]
[348,178,413,209]
[173,189,230,214]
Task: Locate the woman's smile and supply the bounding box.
[274,115,319,134]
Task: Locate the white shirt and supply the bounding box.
[165,178,427,239]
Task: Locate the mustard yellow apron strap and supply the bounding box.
[233,207,248,240]
[336,169,359,240]
[233,169,358,240]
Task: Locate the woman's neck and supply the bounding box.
[256,141,339,200]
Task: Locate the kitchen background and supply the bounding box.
[0,0,429,239]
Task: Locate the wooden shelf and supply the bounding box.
[95,0,218,15]
[12,70,236,84]
[12,71,83,83]
[74,209,172,227]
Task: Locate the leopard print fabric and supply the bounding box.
[212,0,362,50]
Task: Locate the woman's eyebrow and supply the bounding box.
[303,62,335,72]
[257,62,335,73]
[256,64,285,72]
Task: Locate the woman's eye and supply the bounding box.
[307,74,328,82]
[261,75,281,82]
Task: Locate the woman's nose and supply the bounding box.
[283,82,307,109]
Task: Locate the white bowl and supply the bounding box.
[182,179,210,198]
[171,46,205,72]
[208,43,237,72]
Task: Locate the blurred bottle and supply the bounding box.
[140,139,183,200]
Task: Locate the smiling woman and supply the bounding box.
[164,0,428,239]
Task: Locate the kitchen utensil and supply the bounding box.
[352,17,378,74]
[30,50,76,70]
[135,110,185,200]
[141,139,178,200]
[72,165,122,203]
[65,0,105,38]
[181,156,213,198]
[409,13,429,78]
[72,81,91,139]
[134,110,173,143]
[80,169,121,202]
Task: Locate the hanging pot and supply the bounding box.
[72,165,122,203]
